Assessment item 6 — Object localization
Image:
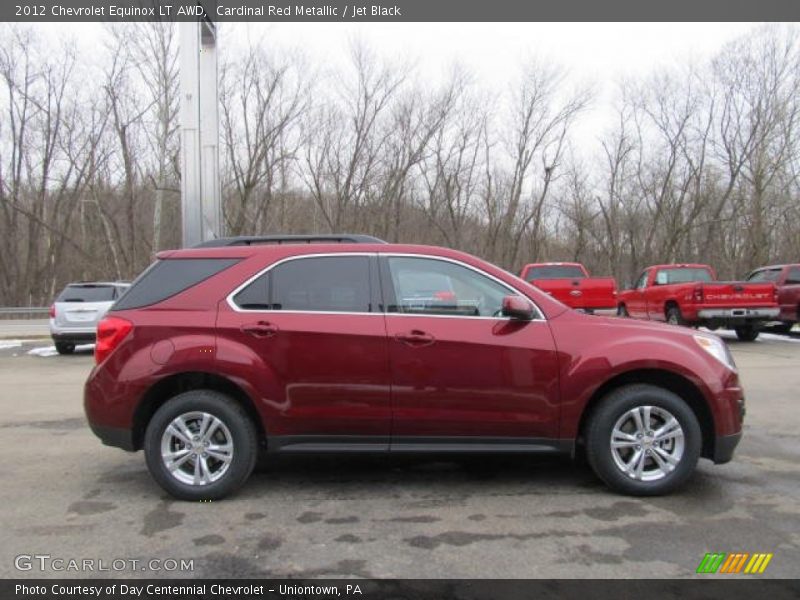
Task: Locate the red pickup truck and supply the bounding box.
[617,264,779,341]
[520,262,617,312]
[746,263,800,333]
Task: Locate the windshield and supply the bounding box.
[747,269,781,283]
[56,285,117,302]
[525,265,585,280]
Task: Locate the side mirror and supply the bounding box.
[502,295,535,321]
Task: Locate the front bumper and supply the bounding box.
[697,307,780,319]
[713,431,742,464]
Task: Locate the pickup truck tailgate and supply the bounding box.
[530,277,617,310]
[699,282,776,308]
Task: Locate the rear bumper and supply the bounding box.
[88,421,136,451]
[697,307,780,320]
[52,331,96,343]
[713,431,742,464]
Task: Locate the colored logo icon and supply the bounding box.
[696,552,773,574]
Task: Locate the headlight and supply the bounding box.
[694,334,736,371]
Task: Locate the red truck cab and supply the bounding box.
[617,264,779,341]
[520,262,617,312]
[746,264,800,333]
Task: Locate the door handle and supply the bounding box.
[394,329,435,347]
[241,321,278,338]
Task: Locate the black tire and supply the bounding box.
[617,304,629,318]
[772,322,793,334]
[55,342,75,355]
[665,306,685,327]
[144,390,258,501]
[734,326,759,342]
[585,384,702,496]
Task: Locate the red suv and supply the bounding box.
[85,235,744,500]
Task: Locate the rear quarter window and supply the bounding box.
[112,258,240,311]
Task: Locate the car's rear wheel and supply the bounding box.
[144,390,258,500]
[55,342,75,355]
[772,322,793,334]
[586,384,701,496]
[734,325,759,342]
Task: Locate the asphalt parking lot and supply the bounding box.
[1,330,799,579]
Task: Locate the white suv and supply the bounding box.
[50,282,130,354]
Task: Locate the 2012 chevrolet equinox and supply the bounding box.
[84,235,744,500]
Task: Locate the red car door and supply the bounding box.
[626,270,650,318]
[216,254,391,449]
[380,255,561,446]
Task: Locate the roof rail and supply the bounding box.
[193,234,387,248]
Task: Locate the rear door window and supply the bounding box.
[232,273,271,310]
[268,256,372,313]
[113,258,240,310]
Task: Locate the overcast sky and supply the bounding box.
[38,21,758,148]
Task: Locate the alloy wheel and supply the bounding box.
[609,405,685,482]
[160,411,234,486]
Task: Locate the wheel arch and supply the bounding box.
[664,299,680,317]
[577,368,715,460]
[132,372,266,451]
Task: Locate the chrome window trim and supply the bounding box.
[225,251,545,321]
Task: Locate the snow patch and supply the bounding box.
[27,343,94,357]
[707,329,800,344]
[27,346,59,357]
[758,333,800,344]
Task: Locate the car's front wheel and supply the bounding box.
[586,384,701,496]
[144,390,258,500]
[666,306,685,326]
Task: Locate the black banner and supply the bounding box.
[4,580,800,600]
[2,0,800,22]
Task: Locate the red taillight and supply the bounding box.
[95,316,133,365]
[434,291,456,301]
[693,285,703,303]
[49,304,55,318]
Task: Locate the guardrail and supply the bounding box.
[0,307,50,320]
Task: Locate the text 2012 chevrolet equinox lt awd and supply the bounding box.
[84,235,744,500]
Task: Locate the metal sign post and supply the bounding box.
[180,8,221,248]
